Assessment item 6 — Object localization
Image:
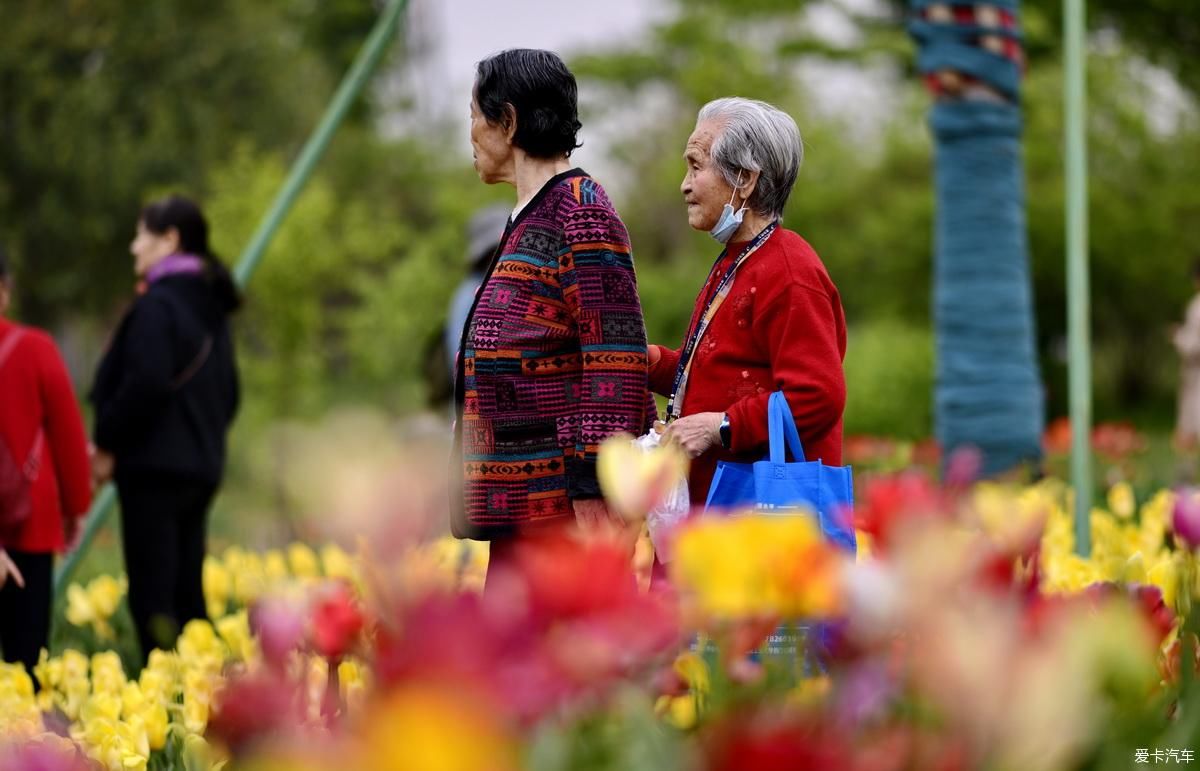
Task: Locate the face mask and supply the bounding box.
[709,173,748,244]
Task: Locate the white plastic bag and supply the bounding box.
[632,427,691,562]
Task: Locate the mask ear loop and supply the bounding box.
[727,170,747,210]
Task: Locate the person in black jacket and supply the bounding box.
[90,195,240,661]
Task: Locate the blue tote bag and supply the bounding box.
[704,391,856,554]
[698,391,855,666]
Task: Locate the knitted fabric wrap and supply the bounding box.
[910,1,1044,474]
[457,173,651,537]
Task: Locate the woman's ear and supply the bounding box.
[165,227,182,253]
[502,103,518,143]
[738,169,762,207]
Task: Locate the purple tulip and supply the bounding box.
[1173,489,1200,550]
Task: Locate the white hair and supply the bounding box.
[697,97,803,218]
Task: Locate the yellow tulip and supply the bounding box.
[654,693,699,730]
[288,542,321,579]
[1147,554,1181,612]
[321,543,358,583]
[65,583,96,628]
[204,555,233,618]
[91,651,127,696]
[134,702,169,751]
[1107,482,1136,519]
[216,611,258,664]
[178,620,228,664]
[88,575,127,619]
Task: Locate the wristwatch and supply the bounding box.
[718,413,732,449]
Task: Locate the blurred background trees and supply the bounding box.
[2,0,1196,442]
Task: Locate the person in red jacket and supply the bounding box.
[656,97,847,504]
[0,251,93,673]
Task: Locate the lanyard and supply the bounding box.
[666,221,778,420]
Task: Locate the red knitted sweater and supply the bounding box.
[649,227,847,504]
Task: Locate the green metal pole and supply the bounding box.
[1065,0,1092,556]
[54,0,409,598]
[233,0,408,287]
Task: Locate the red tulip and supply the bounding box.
[1091,422,1147,459]
[209,672,301,754]
[853,472,947,553]
[310,581,365,660]
[1042,417,1072,455]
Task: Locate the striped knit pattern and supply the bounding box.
[458,173,651,537]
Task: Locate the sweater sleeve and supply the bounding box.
[724,282,846,459]
[648,344,681,397]
[559,198,651,498]
[93,297,175,453]
[36,335,92,518]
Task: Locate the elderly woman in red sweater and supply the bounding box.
[0,252,92,673]
[656,97,847,503]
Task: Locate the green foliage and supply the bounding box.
[1023,49,1200,422]
[204,141,490,426]
[843,319,934,439]
[0,0,376,322]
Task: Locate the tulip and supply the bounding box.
[249,596,307,670]
[1172,488,1200,550]
[309,581,365,660]
[597,432,689,522]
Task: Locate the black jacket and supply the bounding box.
[91,274,239,485]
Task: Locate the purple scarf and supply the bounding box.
[145,253,206,285]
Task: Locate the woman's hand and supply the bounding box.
[90,444,115,487]
[0,549,24,591]
[63,515,85,554]
[663,411,724,458]
[648,345,662,366]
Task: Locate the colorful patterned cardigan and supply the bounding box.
[452,169,652,539]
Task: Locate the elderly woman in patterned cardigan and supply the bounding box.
[656,98,848,504]
[453,49,652,573]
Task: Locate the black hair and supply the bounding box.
[140,194,241,312]
[473,49,583,159]
[0,245,7,281]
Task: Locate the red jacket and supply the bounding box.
[649,227,847,504]
[0,319,92,552]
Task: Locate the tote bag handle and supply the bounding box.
[768,391,807,464]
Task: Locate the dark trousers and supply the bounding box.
[116,471,215,663]
[0,550,53,675]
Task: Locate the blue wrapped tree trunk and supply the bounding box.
[909,1,1044,475]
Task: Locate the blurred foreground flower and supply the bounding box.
[1173,488,1200,550]
[597,431,689,521]
[354,683,519,771]
[672,515,845,620]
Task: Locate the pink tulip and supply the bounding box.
[1173,489,1200,550]
[249,596,307,670]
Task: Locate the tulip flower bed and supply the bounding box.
[4,448,1200,770]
